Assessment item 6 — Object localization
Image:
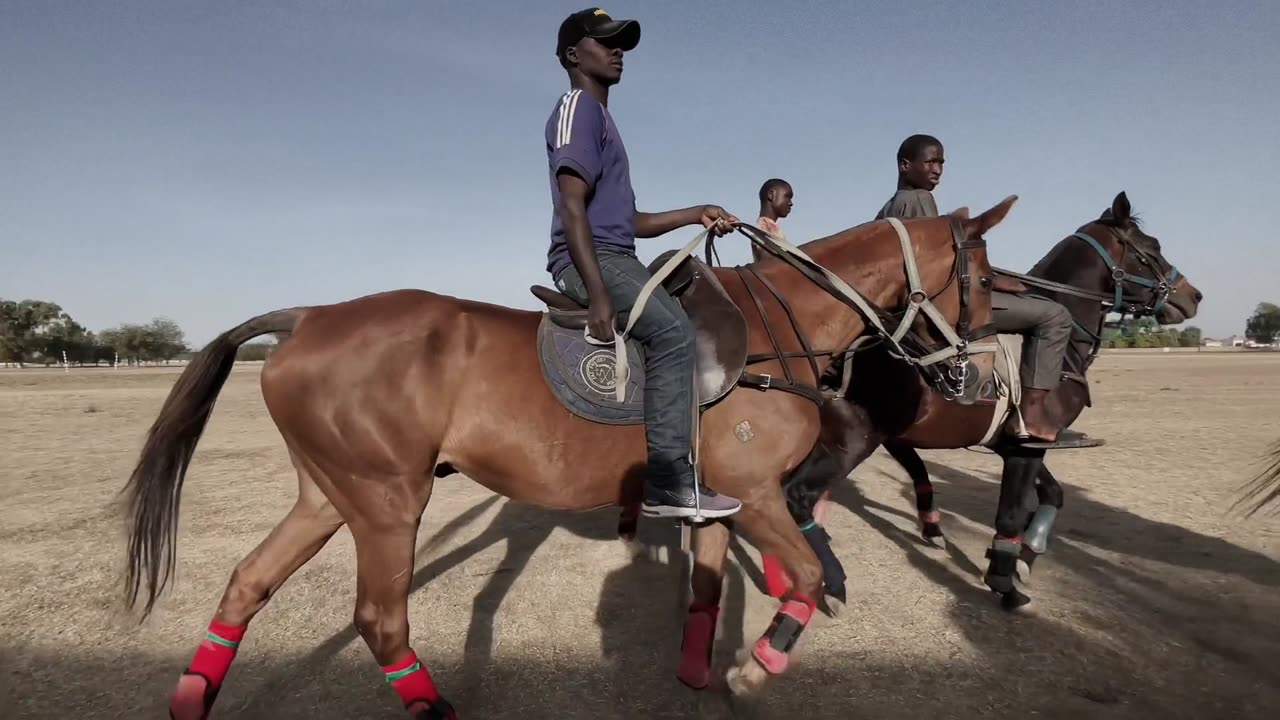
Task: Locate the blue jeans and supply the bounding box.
[554,250,697,484]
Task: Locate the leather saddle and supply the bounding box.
[531,251,749,424]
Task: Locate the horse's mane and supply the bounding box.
[1096,209,1144,230]
[1231,438,1280,517]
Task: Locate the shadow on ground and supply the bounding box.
[813,458,1280,720]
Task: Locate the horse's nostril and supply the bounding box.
[1194,291,1203,303]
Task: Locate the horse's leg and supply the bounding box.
[775,398,882,604]
[1017,463,1065,582]
[169,456,346,720]
[984,445,1044,611]
[677,520,731,690]
[883,440,945,548]
[725,490,824,696]
[348,474,458,720]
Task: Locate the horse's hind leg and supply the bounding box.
[884,440,945,548]
[725,489,824,696]
[347,473,459,720]
[169,452,346,720]
[1018,463,1065,582]
[678,520,731,690]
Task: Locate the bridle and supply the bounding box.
[991,223,1183,380]
[994,225,1181,323]
[720,216,996,403]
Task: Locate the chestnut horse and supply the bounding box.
[752,191,1203,611]
[121,199,1012,719]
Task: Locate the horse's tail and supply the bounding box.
[122,307,305,619]
[1232,438,1280,518]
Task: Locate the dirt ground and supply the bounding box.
[1,352,1278,719]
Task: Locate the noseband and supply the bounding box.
[1070,230,1180,316]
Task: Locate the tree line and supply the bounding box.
[5,295,1275,366]
[0,298,190,367]
[1101,317,1201,349]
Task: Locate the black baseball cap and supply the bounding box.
[556,8,641,61]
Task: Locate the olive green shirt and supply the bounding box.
[875,188,939,220]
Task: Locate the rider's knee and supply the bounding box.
[1045,301,1072,330]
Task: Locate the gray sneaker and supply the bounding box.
[642,478,742,521]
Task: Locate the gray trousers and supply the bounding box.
[553,250,696,483]
[991,291,1073,390]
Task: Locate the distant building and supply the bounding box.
[1202,338,1223,347]
[1225,335,1247,347]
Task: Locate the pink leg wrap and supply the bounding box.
[676,603,719,689]
[761,554,792,598]
[920,510,942,524]
[751,593,816,675]
[813,491,833,526]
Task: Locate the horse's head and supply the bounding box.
[1073,191,1203,324]
[880,196,1012,391]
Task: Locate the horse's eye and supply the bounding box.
[979,276,992,289]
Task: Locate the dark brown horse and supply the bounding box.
[120,200,1012,719]
[747,191,1203,612]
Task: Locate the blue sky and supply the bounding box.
[2,1,1276,345]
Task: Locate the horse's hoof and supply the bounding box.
[821,594,845,619]
[1015,558,1032,585]
[1000,588,1032,612]
[821,585,847,618]
[726,658,769,696]
[407,698,459,720]
[168,674,211,720]
[922,530,947,550]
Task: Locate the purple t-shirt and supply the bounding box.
[544,89,637,276]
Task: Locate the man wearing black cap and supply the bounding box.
[545,8,742,519]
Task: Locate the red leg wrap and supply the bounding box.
[751,593,816,675]
[677,603,719,690]
[170,620,246,720]
[383,651,444,707]
[920,510,942,524]
[188,620,245,689]
[761,554,792,598]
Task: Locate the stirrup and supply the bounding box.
[1007,428,1106,450]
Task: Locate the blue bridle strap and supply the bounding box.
[1070,231,1177,315]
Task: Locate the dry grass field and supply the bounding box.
[2,352,1278,719]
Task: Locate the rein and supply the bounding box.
[607,216,994,406]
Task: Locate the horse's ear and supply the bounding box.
[1111,191,1132,223]
[966,195,1018,238]
[948,206,970,219]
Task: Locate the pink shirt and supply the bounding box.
[752,216,785,261]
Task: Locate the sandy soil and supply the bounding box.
[1,353,1278,719]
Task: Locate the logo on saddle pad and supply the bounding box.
[579,349,619,395]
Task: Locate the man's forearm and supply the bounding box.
[562,202,609,302]
[634,206,704,239]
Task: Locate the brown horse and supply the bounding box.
[748,191,1203,612]
[120,199,1012,719]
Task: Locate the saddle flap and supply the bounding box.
[675,257,749,404]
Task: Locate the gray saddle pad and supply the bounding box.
[537,315,648,425]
